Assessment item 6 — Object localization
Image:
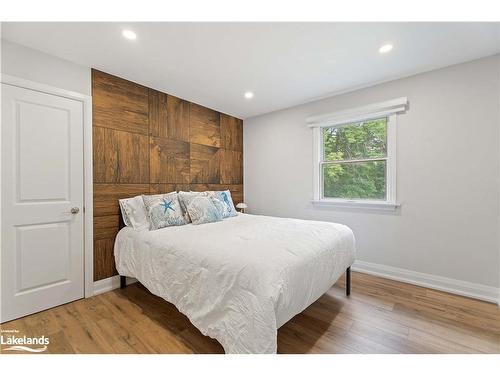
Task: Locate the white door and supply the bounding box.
[1,83,85,323]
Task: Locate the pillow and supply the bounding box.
[209,196,226,217]
[142,192,187,230]
[208,190,238,218]
[119,195,150,231]
[185,195,223,225]
[178,191,208,222]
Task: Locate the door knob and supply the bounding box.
[70,207,80,214]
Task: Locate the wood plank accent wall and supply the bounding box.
[92,69,243,281]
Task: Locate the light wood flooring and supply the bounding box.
[1,272,499,354]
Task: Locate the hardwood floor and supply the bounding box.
[1,272,499,354]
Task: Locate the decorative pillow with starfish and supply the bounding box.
[142,192,188,230]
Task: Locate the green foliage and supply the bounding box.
[323,118,387,200]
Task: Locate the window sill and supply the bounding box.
[311,199,400,211]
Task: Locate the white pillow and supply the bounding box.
[119,195,150,231]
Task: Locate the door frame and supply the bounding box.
[1,73,94,298]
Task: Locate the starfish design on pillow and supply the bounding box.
[160,199,175,214]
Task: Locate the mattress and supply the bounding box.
[114,213,355,353]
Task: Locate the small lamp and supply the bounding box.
[236,203,247,213]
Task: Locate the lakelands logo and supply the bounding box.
[1,329,49,353]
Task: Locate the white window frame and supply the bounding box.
[309,97,407,210]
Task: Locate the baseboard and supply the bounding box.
[352,260,499,305]
[91,265,498,305]
[93,275,137,296]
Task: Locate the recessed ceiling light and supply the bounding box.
[122,29,137,40]
[244,91,254,99]
[378,43,393,54]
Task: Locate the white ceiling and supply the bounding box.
[2,22,500,119]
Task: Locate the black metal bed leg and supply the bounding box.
[120,275,127,289]
[346,267,351,296]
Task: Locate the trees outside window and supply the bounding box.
[322,118,387,200]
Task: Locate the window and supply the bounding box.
[322,117,388,200]
[309,98,407,209]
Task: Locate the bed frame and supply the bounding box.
[120,266,352,295]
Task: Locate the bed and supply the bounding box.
[114,213,355,354]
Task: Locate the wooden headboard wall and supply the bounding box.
[92,69,243,281]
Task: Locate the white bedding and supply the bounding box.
[114,213,355,353]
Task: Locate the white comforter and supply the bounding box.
[114,213,355,354]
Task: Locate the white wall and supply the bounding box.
[1,39,90,95]
[244,55,500,294]
[498,54,500,301]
